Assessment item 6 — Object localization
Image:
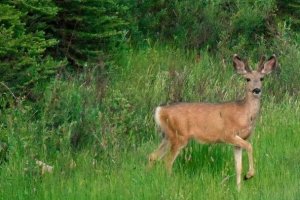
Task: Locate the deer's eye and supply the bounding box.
[246,78,251,82]
[260,78,264,81]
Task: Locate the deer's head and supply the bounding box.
[233,54,277,98]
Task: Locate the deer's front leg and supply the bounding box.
[231,136,255,190]
[244,141,254,180]
[234,146,242,191]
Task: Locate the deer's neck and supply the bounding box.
[241,92,261,120]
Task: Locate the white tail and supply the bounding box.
[148,54,277,191]
[154,106,162,127]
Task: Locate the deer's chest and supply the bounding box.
[235,113,257,139]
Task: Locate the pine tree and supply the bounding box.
[0,2,65,98]
[51,0,127,67]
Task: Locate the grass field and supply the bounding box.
[0,46,299,199]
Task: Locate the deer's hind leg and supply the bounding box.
[148,138,170,168]
[164,132,188,174]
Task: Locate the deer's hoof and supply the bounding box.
[244,172,254,180]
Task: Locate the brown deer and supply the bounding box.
[148,54,277,190]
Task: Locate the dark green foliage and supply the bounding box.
[277,0,300,31]
[0,141,8,164]
[0,2,64,97]
[217,1,277,57]
[0,0,127,97]
[51,0,127,67]
[125,0,277,54]
[126,0,218,47]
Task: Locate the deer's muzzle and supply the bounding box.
[252,88,261,95]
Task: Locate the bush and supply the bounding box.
[126,0,277,55]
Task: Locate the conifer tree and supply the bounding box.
[0,2,64,97]
[51,0,127,67]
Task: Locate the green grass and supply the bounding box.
[1,101,300,200]
[0,46,300,199]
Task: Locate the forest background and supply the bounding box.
[0,1,300,199]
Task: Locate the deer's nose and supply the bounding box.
[252,88,261,94]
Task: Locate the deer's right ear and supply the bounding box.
[233,54,250,75]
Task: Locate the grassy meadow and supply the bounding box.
[1,46,300,199]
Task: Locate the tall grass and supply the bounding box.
[0,45,299,199]
[1,100,299,199]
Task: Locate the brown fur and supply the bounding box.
[148,54,277,191]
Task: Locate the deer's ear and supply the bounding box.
[233,54,250,75]
[260,55,277,75]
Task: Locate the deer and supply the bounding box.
[148,54,277,190]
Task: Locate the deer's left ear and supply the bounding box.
[259,55,277,75]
